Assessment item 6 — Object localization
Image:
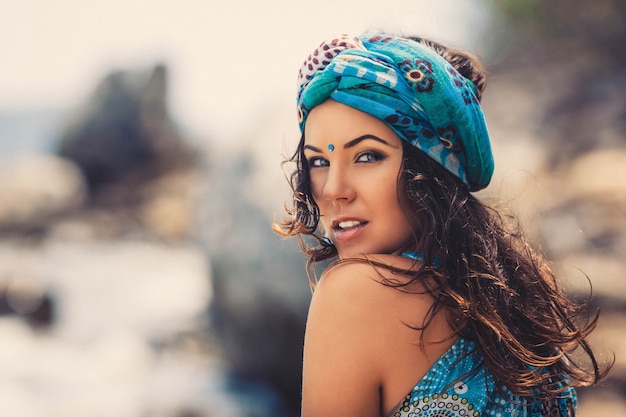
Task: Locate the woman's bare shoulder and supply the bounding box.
[310,255,438,338]
[303,256,454,416]
[315,255,429,301]
[302,257,423,416]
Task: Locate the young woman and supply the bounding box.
[274,33,609,417]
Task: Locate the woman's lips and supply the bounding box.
[336,220,363,229]
[332,220,368,241]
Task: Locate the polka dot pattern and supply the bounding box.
[297,34,365,96]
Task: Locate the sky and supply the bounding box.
[0,0,492,143]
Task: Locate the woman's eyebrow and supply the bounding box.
[344,134,397,149]
[303,144,322,152]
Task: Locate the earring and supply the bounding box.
[328,144,335,152]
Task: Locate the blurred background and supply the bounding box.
[0,0,624,415]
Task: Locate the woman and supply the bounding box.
[274,33,609,417]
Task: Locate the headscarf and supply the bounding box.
[297,34,494,191]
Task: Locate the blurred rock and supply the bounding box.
[46,208,133,241]
[58,64,196,204]
[481,6,626,409]
[537,148,626,259]
[0,278,55,328]
[139,170,203,241]
[0,239,217,417]
[559,148,626,207]
[54,63,203,242]
[200,151,310,415]
[488,0,626,167]
[0,154,86,231]
[38,167,203,242]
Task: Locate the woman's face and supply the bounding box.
[303,99,413,258]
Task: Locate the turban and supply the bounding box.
[297,34,494,191]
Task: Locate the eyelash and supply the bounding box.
[356,151,384,163]
[308,157,328,168]
[307,151,385,168]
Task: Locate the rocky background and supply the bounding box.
[478,1,626,413]
[0,1,624,416]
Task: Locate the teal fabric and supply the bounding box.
[387,338,577,417]
[297,34,494,191]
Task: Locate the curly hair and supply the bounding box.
[273,36,611,408]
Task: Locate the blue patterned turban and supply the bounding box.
[297,34,494,191]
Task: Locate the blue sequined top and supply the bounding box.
[387,338,576,417]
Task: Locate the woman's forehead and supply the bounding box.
[303,100,401,146]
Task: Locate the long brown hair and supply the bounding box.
[273,36,611,405]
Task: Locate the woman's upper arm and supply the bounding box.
[301,264,386,417]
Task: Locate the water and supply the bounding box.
[0,239,294,416]
[0,108,65,156]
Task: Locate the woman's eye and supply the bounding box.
[356,151,384,163]
[308,157,329,168]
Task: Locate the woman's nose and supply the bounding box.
[322,166,355,203]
